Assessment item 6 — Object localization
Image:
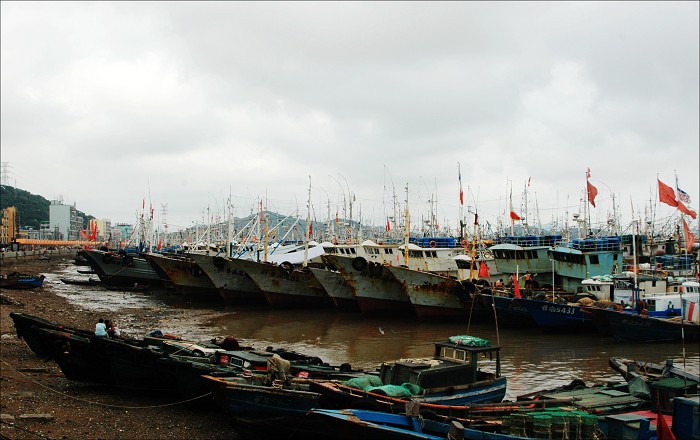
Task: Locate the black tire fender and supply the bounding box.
[352,257,368,272]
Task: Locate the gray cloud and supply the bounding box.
[2,2,697,234]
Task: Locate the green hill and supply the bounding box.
[0,185,92,230]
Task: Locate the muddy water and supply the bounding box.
[51,265,700,400]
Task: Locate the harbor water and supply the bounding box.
[51,265,700,401]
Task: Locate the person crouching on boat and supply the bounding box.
[95,319,108,337]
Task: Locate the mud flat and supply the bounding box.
[1,255,238,440]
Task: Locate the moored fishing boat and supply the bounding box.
[323,253,413,315]
[0,272,46,289]
[234,258,333,308]
[81,248,165,289]
[590,304,699,342]
[477,292,537,328]
[186,252,266,305]
[60,277,101,286]
[489,234,561,284]
[143,252,221,302]
[548,236,623,293]
[312,335,506,408]
[384,263,483,320]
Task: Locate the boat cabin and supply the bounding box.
[379,336,501,389]
[216,350,272,371]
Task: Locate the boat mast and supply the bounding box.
[632,219,638,304]
[404,184,410,265]
[458,162,464,240]
[303,175,311,268]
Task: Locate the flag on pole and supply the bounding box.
[676,176,691,204]
[511,275,521,298]
[682,299,699,323]
[682,217,696,251]
[309,223,313,237]
[458,165,464,206]
[386,219,392,232]
[658,179,679,207]
[510,211,521,221]
[677,200,697,219]
[587,180,598,207]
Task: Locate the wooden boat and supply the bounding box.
[0,272,46,289]
[516,379,650,415]
[103,283,152,292]
[10,312,363,399]
[608,357,699,413]
[312,336,506,409]
[609,358,700,383]
[288,408,528,440]
[77,269,97,274]
[60,277,101,286]
[203,372,324,418]
[10,312,95,357]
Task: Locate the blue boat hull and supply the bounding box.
[479,294,537,327]
[601,309,700,342]
[519,298,595,331]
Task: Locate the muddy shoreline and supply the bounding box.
[1,255,239,440]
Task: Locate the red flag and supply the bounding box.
[510,211,521,221]
[308,223,313,237]
[157,239,163,251]
[386,219,392,231]
[657,413,675,440]
[458,165,464,206]
[677,200,697,219]
[658,179,679,207]
[512,275,521,298]
[478,261,490,278]
[683,218,696,251]
[587,180,598,207]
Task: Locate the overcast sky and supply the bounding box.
[2,2,698,236]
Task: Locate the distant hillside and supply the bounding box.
[0,185,92,230]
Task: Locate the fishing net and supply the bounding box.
[448,335,491,347]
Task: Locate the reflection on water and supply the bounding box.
[51,264,700,400]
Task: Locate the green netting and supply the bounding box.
[401,383,422,395]
[344,376,383,390]
[628,376,651,399]
[448,335,491,347]
[367,384,415,397]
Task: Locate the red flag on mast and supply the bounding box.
[587,180,598,207]
[458,166,464,206]
[683,217,696,251]
[677,200,697,219]
[658,179,679,207]
[510,211,521,221]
